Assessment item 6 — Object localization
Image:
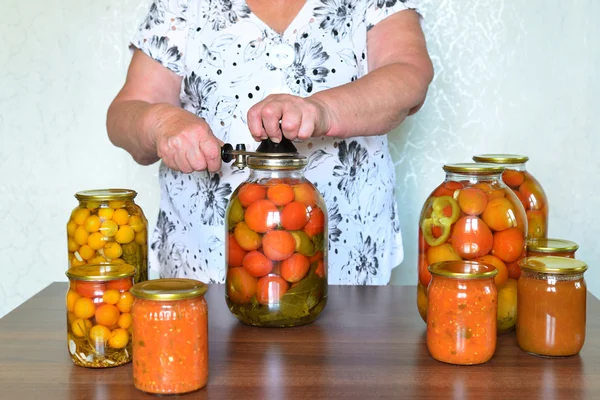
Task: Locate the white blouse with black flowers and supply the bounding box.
[132,0,419,285]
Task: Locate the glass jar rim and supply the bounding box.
[519,256,588,274]
[130,278,208,301]
[527,238,579,253]
[66,263,136,281]
[75,189,137,201]
[428,260,498,279]
[472,154,529,164]
[442,163,504,175]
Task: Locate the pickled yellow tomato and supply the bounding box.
[89,325,111,343]
[88,232,107,250]
[100,220,118,238]
[108,328,129,349]
[73,227,89,246]
[128,215,145,233]
[103,242,123,259]
[67,221,77,236]
[115,225,135,244]
[78,245,95,261]
[135,230,147,245]
[71,319,92,337]
[84,215,101,233]
[72,208,90,225]
[98,207,114,220]
[112,209,129,225]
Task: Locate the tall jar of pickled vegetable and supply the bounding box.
[67,189,148,283]
[472,154,548,240]
[223,139,327,327]
[417,163,527,333]
[65,263,135,368]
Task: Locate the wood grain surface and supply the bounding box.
[0,283,598,399]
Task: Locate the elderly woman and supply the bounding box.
[107,0,433,284]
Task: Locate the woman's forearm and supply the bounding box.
[311,62,432,139]
[106,100,170,165]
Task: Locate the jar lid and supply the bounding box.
[130,278,208,301]
[472,154,529,164]
[519,256,588,274]
[527,238,579,253]
[66,264,136,281]
[428,260,498,279]
[247,137,307,170]
[442,163,505,175]
[75,189,137,201]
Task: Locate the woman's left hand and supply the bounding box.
[247,94,334,143]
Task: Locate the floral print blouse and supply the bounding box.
[132,0,418,285]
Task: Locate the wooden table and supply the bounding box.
[0,283,598,399]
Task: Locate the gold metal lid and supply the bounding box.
[130,278,208,301]
[66,264,136,281]
[442,163,505,175]
[75,189,137,201]
[247,155,307,170]
[428,260,498,279]
[527,238,579,253]
[472,154,529,164]
[519,256,588,274]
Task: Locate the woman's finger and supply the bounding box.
[247,103,268,141]
[280,105,302,141]
[261,101,284,143]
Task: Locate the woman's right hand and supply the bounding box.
[150,104,223,173]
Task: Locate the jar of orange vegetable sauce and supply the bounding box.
[517,256,588,357]
[427,261,498,365]
[472,154,549,240]
[417,163,527,333]
[65,263,135,368]
[222,138,327,327]
[130,279,209,394]
[526,238,578,258]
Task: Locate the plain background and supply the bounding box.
[1,0,599,318]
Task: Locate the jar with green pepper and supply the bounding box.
[417,163,527,333]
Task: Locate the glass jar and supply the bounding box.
[417,163,527,334]
[527,238,579,258]
[65,263,135,368]
[517,256,588,357]
[224,144,328,327]
[130,279,208,394]
[67,189,148,283]
[427,261,498,365]
[472,154,549,240]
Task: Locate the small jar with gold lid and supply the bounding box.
[65,263,135,368]
[472,154,549,240]
[131,279,209,395]
[66,189,148,283]
[526,238,579,258]
[517,256,588,357]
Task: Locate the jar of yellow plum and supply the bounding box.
[417,163,526,333]
[67,189,148,283]
[66,263,135,368]
[472,154,549,240]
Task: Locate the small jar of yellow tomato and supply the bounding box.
[427,261,498,365]
[526,238,579,258]
[130,279,209,395]
[517,256,588,357]
[65,263,135,368]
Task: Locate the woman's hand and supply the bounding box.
[247,94,335,143]
[150,104,223,173]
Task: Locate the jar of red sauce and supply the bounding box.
[130,279,209,394]
[526,238,579,258]
[517,256,588,357]
[427,261,498,365]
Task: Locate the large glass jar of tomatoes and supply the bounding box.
[67,189,148,283]
[417,163,527,333]
[224,142,327,327]
[472,154,548,240]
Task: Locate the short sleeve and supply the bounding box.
[365,0,420,30]
[130,0,195,76]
